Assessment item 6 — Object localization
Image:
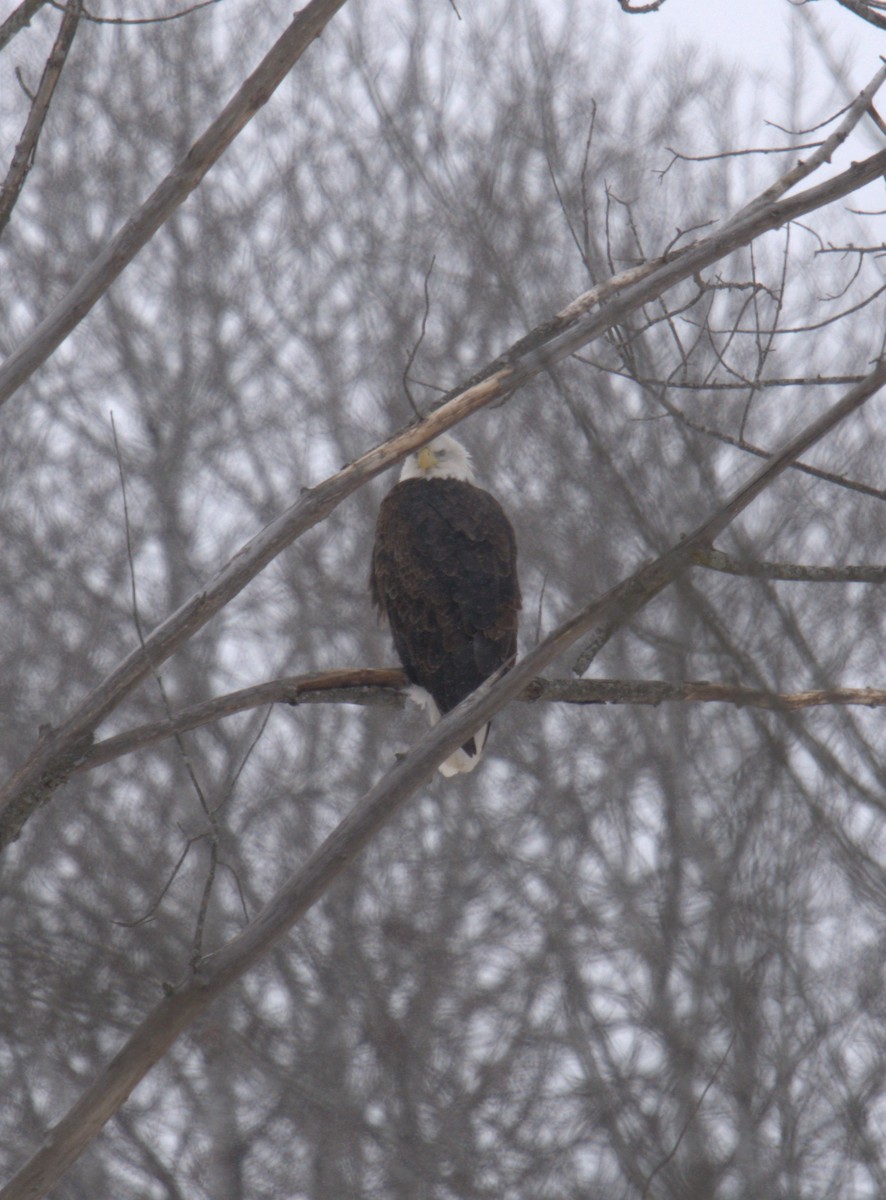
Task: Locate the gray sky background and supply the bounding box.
[636,0,873,82]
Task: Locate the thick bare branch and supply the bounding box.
[0,0,50,52]
[835,0,886,32]
[0,0,82,236]
[67,672,886,778]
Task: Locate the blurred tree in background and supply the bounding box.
[1,0,885,1196]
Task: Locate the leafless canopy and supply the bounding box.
[1,1,886,1197]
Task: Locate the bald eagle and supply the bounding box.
[370,434,520,776]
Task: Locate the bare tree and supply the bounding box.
[1,1,885,1197]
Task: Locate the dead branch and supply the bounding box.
[835,0,886,32]
[47,0,220,24]
[816,244,886,255]
[648,388,886,503]
[0,0,51,51]
[693,547,886,584]
[579,365,867,390]
[697,280,886,337]
[527,679,886,711]
[730,61,886,219]
[0,0,82,236]
[75,669,409,775]
[70,672,886,778]
[572,355,886,674]
[658,141,823,180]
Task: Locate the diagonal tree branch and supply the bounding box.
[835,0,886,32]
[0,0,82,237]
[0,0,50,53]
[0,0,350,403]
[4,350,884,1200]
[2,133,886,851]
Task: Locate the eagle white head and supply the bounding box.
[399,434,475,483]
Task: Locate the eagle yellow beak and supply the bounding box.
[417,446,436,472]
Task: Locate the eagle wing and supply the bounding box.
[371,477,520,716]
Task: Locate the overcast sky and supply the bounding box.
[635,0,873,78]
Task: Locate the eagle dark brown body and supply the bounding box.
[371,463,520,774]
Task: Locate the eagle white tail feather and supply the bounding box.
[406,686,488,776]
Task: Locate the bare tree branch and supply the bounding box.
[112,414,221,969]
[647,386,886,502]
[0,0,350,403]
[2,55,885,415]
[834,0,886,32]
[0,0,82,236]
[529,679,886,711]
[693,547,886,584]
[47,0,221,25]
[589,368,868,390]
[5,349,885,1199]
[0,0,51,52]
[572,354,886,673]
[659,141,824,182]
[729,60,886,219]
[67,672,886,779]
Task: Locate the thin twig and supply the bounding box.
[697,280,886,337]
[649,387,886,503]
[47,0,220,24]
[111,414,219,969]
[402,256,436,417]
[659,140,823,180]
[640,1032,737,1198]
[112,832,209,928]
